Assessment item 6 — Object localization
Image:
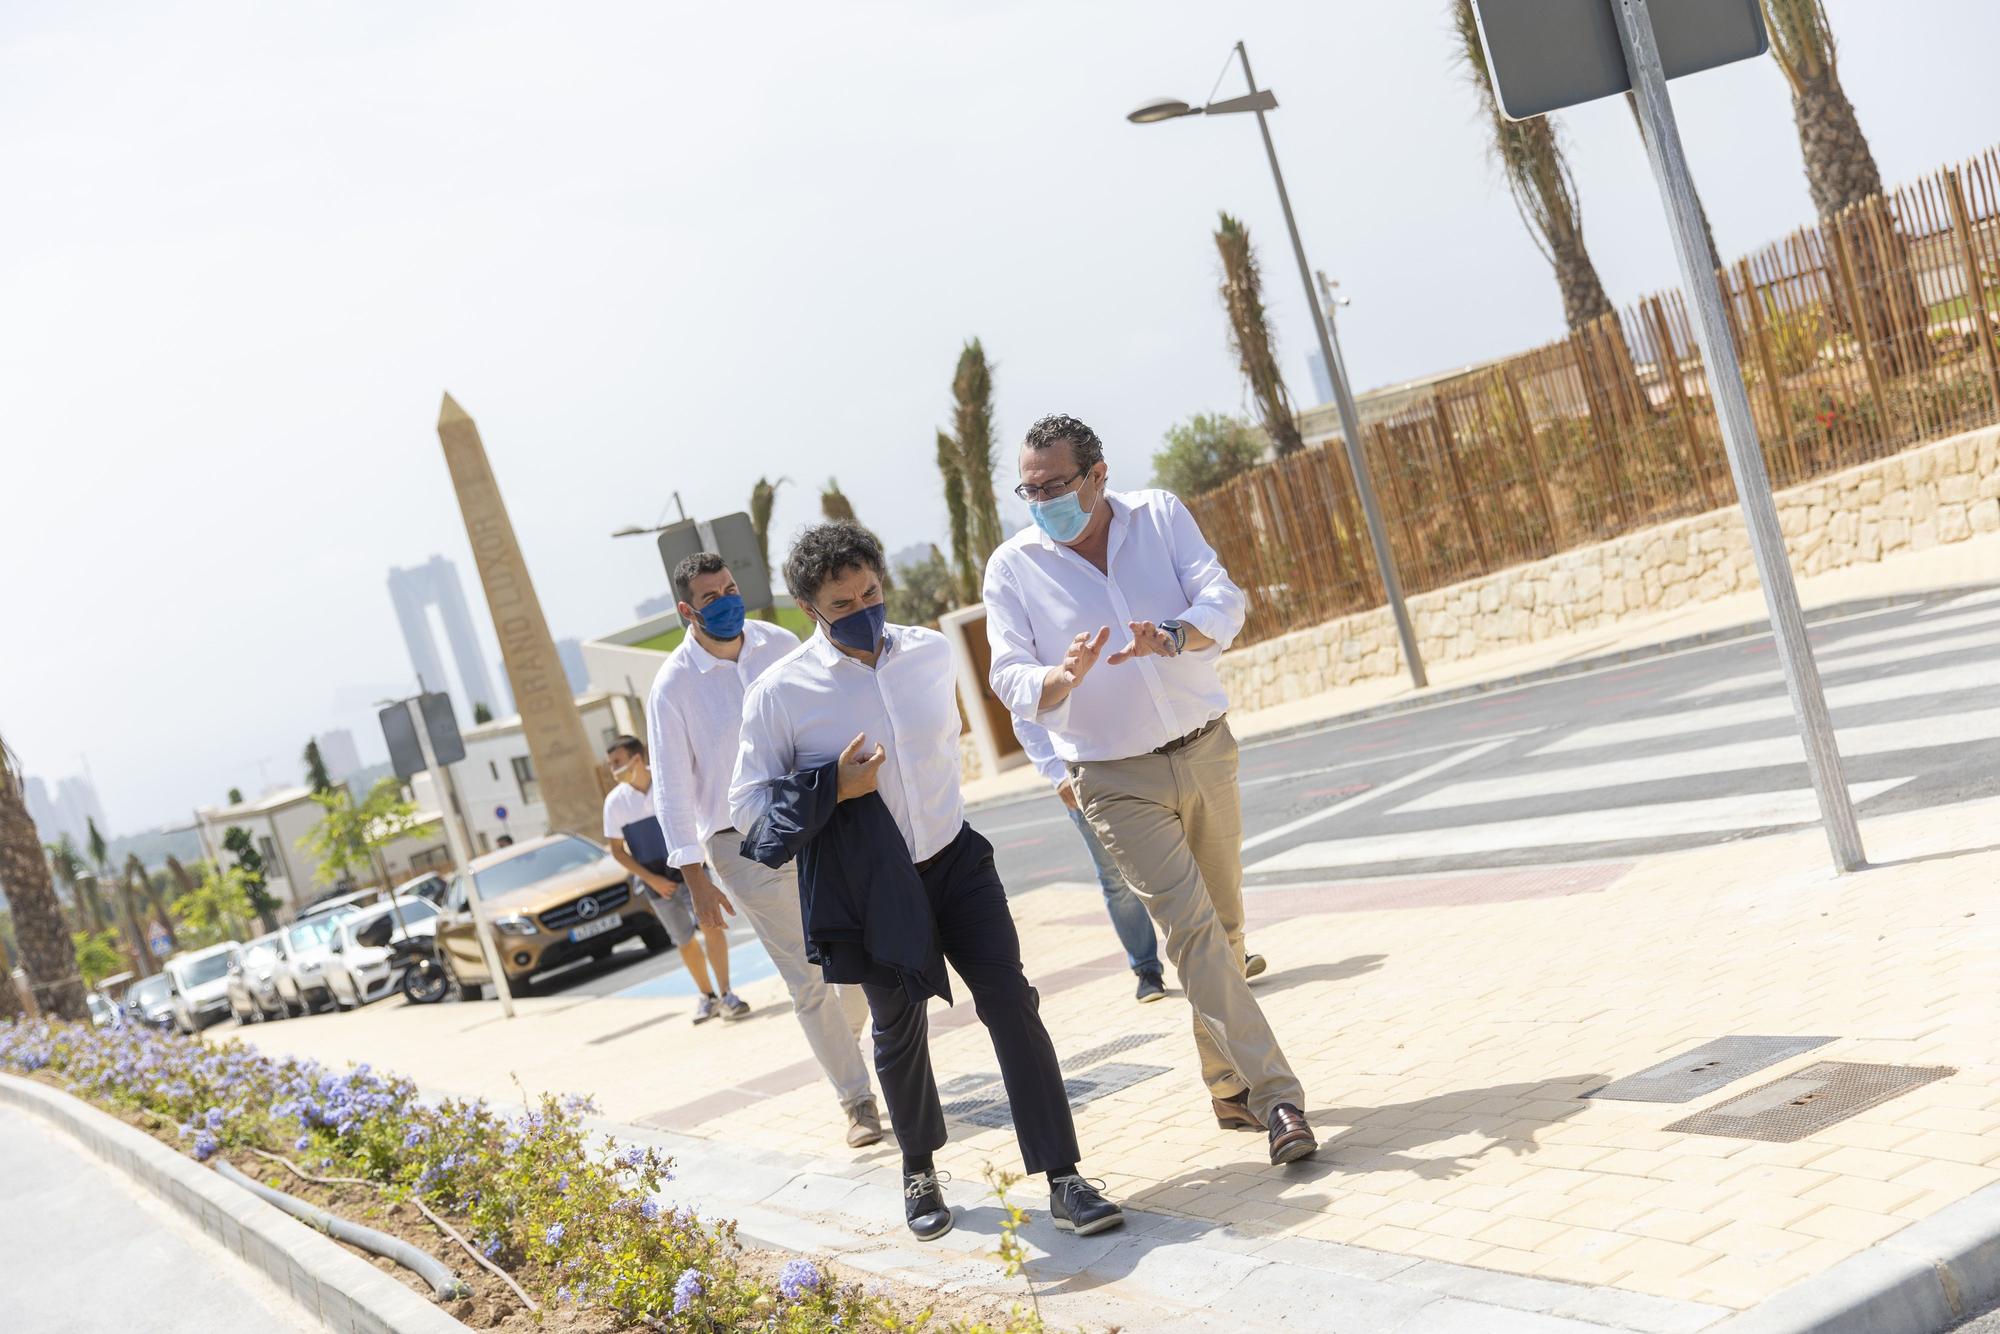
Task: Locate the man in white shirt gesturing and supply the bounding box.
[982,414,1316,1166]
[645,551,883,1150]
[730,522,1123,1243]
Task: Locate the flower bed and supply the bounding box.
[0,1019,1048,1333]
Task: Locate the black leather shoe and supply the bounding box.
[904,1170,953,1241]
[1269,1103,1318,1166]
[1050,1175,1125,1237]
[1213,1089,1261,1131]
[1135,970,1167,1004]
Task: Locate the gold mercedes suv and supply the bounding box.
[434,833,671,995]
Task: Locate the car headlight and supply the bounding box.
[492,915,538,937]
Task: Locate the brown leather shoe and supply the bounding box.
[1212,1090,1261,1132]
[1268,1103,1318,1165]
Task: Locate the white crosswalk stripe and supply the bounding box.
[1926,586,2000,614]
[1247,780,1910,873]
[1401,707,2000,811]
[1542,658,1996,752]
[1672,625,2000,699]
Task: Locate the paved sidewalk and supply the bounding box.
[0,1103,315,1334]
[233,788,2000,1329]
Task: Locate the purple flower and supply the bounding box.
[192,1131,220,1162]
[401,1125,429,1148]
[481,1237,501,1260]
[543,1222,565,1248]
[639,1199,661,1222]
[294,1135,310,1152]
[203,1107,226,1130]
[777,1259,820,1300]
[672,1268,703,1314]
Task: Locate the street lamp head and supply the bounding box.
[610,525,647,538]
[1127,97,1198,124]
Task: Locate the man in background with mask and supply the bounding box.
[982,414,1316,1168]
[731,522,1122,1244]
[645,551,883,1148]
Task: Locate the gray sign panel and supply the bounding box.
[1472,0,1767,120]
[655,511,774,612]
[378,691,465,781]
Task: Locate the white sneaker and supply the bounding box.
[692,994,718,1024]
[720,991,751,1020]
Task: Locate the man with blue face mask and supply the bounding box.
[645,551,883,1149]
[982,414,1316,1169]
[731,522,1123,1244]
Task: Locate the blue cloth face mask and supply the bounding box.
[1030,489,1091,544]
[694,593,746,640]
[823,602,887,653]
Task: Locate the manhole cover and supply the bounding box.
[944,1062,1173,1131]
[1665,1062,1956,1142]
[1587,1036,1836,1103]
[1066,1032,1169,1067]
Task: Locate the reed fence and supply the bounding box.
[1189,144,2000,649]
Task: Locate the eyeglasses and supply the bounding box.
[1013,469,1090,503]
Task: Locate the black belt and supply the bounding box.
[1151,715,1225,757]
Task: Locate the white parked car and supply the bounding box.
[165,943,241,1033]
[325,897,442,1009]
[226,932,289,1023]
[283,909,363,1014]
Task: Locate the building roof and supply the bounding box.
[462,690,620,740]
[198,785,321,822]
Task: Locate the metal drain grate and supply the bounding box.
[1665,1061,1956,1142]
[944,1062,1173,1132]
[1587,1036,1836,1103]
[937,1072,1002,1098]
[1066,1032,1169,1068]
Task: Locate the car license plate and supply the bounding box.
[568,912,622,943]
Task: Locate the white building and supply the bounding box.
[433,691,636,854]
[196,784,449,914]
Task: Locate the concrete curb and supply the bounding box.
[1706,1182,2000,1334]
[0,1072,466,1334]
[967,582,1992,815]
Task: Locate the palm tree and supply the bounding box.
[948,340,1006,563]
[1214,213,1304,455]
[1449,0,1615,332]
[142,867,180,953]
[304,739,333,793]
[820,478,860,525]
[1760,0,1928,373]
[118,854,159,975]
[749,475,790,620]
[0,734,89,1019]
[46,835,88,929]
[937,431,977,605]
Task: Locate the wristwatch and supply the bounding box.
[1158,619,1188,656]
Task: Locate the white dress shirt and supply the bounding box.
[729,624,965,864]
[982,487,1247,763]
[645,618,800,868]
[1012,716,1066,786]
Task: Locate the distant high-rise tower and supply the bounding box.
[314,729,364,784]
[386,555,511,724]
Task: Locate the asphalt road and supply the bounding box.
[0,1104,315,1333]
[349,584,1997,1005]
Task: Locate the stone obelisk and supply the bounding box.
[436,392,606,838]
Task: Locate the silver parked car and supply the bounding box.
[166,943,241,1033]
[123,974,175,1031]
[325,897,442,1008]
[226,932,289,1023]
[282,909,364,1014]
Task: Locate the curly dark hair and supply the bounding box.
[782,521,885,605]
[671,551,728,604]
[1022,414,1105,472]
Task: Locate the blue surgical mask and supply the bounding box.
[695,593,746,641]
[823,602,887,653]
[1030,489,1090,544]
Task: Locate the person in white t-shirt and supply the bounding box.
[602,735,747,1023]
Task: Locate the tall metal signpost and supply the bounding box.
[1130,43,1428,690]
[380,692,517,1016]
[1471,0,1865,872]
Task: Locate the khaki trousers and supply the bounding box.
[1071,718,1304,1121]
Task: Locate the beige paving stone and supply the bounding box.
[1798,1174,1929,1216]
[1623,1208,1730,1245]
[1789,1203,1913,1248]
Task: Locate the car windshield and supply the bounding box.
[350,901,437,942]
[242,942,279,967]
[127,976,169,1008]
[474,837,604,897]
[172,952,233,988]
[288,919,333,951]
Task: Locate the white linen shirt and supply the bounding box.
[729,624,965,864]
[1012,716,1066,786]
[645,618,800,868]
[982,488,1246,763]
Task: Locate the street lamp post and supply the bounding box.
[1131,42,1427,689]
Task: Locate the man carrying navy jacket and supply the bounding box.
[729,521,1122,1244]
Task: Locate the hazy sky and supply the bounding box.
[5,0,1995,835]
